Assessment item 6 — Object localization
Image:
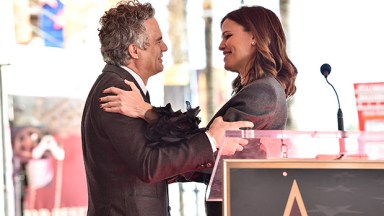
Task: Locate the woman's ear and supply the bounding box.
[251,35,256,45]
[128,44,139,59]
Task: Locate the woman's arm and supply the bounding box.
[99,80,158,123]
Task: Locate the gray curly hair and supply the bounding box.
[98,0,155,66]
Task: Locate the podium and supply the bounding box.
[206,130,384,216]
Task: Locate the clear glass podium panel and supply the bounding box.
[206,130,384,201]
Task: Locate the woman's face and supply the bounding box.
[219,19,254,77]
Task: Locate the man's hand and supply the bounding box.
[207,116,253,155]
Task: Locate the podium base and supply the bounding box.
[315,153,369,160]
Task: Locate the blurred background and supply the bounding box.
[1,0,384,215]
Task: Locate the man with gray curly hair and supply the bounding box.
[81,1,253,215]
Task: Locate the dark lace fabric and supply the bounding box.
[145,101,204,147]
[144,102,206,183]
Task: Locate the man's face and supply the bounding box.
[136,17,168,80]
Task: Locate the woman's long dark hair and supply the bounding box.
[221,6,297,98]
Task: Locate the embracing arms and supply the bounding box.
[99,80,252,155]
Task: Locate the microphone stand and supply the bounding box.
[324,78,344,131]
[324,77,346,159]
[318,64,368,160]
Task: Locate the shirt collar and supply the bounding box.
[119,65,147,94]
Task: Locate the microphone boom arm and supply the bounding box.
[325,77,344,131]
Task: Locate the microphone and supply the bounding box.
[320,63,331,78]
[320,63,344,131]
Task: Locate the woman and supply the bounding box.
[100,5,297,216]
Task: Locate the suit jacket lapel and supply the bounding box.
[102,64,149,102]
[206,97,233,127]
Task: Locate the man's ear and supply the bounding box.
[128,44,139,59]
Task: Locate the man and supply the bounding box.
[81,1,253,215]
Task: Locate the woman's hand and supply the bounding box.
[99,80,152,119]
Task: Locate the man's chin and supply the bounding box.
[153,69,163,75]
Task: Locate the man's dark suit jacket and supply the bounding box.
[81,64,215,216]
[204,76,288,216]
